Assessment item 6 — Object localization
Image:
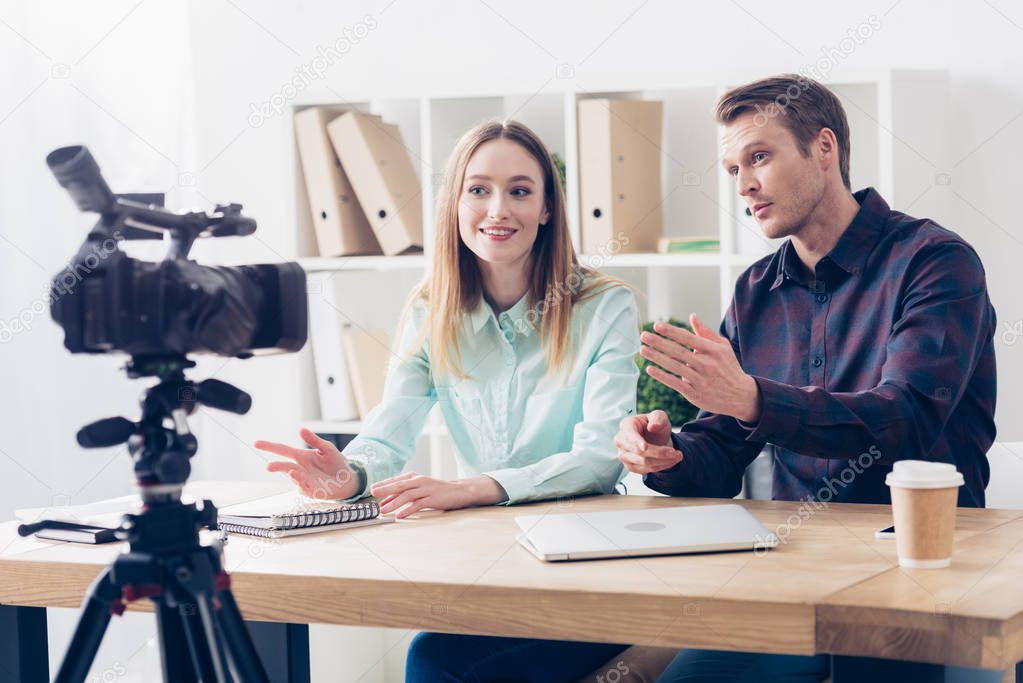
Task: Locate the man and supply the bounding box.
[616,75,997,680]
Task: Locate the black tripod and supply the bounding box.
[20,355,270,683]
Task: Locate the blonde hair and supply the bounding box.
[400,119,625,381]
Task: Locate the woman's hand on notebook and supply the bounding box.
[254,428,361,500]
[615,410,684,474]
[370,474,505,519]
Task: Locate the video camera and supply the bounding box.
[46,145,306,358]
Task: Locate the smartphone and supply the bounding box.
[874,524,896,540]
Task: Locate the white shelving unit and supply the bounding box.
[296,252,748,273]
[296,254,427,272]
[290,70,950,482]
[303,418,447,438]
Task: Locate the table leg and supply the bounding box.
[0,604,49,683]
[244,620,310,683]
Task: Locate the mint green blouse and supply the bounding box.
[342,284,640,504]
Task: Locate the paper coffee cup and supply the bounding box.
[885,460,964,569]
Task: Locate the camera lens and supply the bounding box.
[46,146,116,214]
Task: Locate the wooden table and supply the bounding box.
[1,484,1022,681]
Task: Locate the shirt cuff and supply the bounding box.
[739,376,803,445]
[484,467,532,505]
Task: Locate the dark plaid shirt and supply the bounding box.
[645,188,997,507]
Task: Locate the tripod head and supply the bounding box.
[19,353,251,543]
[76,353,252,491]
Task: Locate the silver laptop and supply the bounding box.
[515,504,779,562]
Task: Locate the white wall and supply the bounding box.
[3,1,1022,680]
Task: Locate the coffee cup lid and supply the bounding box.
[885,459,964,489]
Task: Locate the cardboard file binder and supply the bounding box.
[294,108,382,257]
[307,272,358,421]
[578,99,664,254]
[341,329,392,418]
[327,112,423,256]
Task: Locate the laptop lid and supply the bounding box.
[515,504,779,562]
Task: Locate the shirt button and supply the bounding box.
[812,357,823,367]
[816,294,828,303]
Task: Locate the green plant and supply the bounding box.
[636,318,700,427]
[551,152,567,191]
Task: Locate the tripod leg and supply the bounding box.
[209,616,238,683]
[214,589,273,683]
[184,595,234,683]
[54,568,119,683]
[154,600,200,683]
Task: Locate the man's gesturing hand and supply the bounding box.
[639,313,761,423]
[615,410,683,475]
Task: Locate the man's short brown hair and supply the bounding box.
[715,74,852,189]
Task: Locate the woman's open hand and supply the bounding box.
[254,427,361,500]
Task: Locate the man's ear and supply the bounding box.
[817,127,838,173]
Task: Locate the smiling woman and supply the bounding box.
[255,120,641,679]
[255,119,640,513]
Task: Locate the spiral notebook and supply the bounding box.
[217,492,386,538]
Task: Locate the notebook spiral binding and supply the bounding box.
[282,500,378,530]
[219,523,288,539]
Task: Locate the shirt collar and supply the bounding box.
[770,240,803,290]
[825,187,888,275]
[467,292,535,337]
[770,187,887,291]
